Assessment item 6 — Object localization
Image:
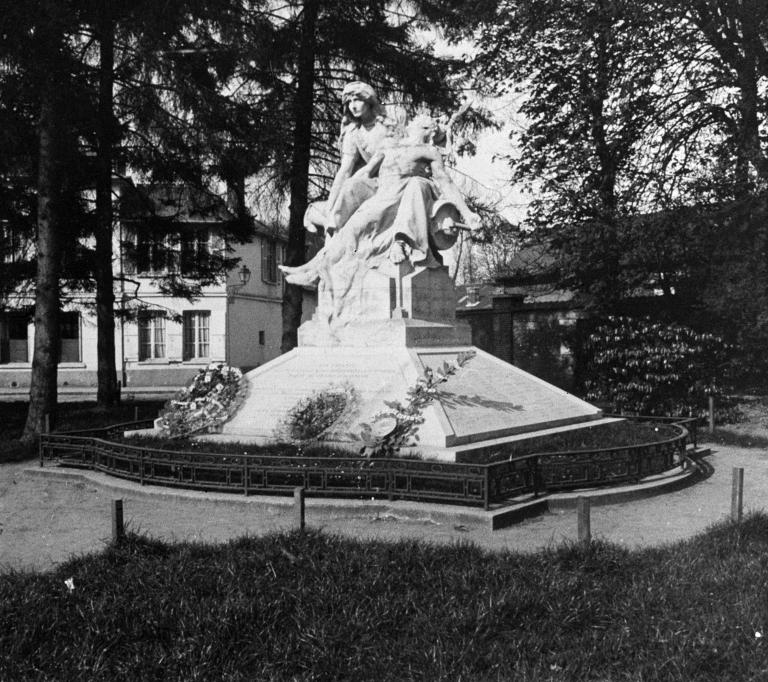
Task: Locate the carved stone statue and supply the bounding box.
[202,95,604,463]
[303,81,389,237]
[281,115,481,322]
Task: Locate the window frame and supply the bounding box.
[137,313,167,361]
[0,312,30,364]
[59,311,81,363]
[182,310,211,361]
[261,237,278,284]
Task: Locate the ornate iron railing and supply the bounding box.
[39,420,691,510]
[608,414,699,448]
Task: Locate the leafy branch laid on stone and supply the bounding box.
[352,351,475,458]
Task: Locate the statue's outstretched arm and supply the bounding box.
[428,152,481,231]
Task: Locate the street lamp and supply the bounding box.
[227,263,251,302]
[225,263,251,366]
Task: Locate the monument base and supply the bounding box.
[194,265,606,461]
[201,339,605,462]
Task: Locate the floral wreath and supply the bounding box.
[158,363,247,438]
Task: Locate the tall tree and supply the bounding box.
[282,0,319,352]
[479,0,669,308]
[0,0,84,442]
[94,0,119,406]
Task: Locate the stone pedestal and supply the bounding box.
[299,264,469,347]
[203,264,606,462]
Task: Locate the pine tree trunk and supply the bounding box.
[22,76,63,444]
[281,0,318,353]
[95,5,119,406]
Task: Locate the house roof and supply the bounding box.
[456,281,577,312]
[494,240,560,286]
[120,183,236,223]
[118,182,290,241]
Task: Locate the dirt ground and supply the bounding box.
[2,410,768,573]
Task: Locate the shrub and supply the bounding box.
[580,316,729,416]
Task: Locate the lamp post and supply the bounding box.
[225,263,251,366]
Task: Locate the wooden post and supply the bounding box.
[43,413,50,434]
[708,395,715,434]
[112,499,125,543]
[577,497,591,544]
[294,487,305,532]
[731,467,744,522]
[134,406,139,422]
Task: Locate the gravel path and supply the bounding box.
[2,444,768,573]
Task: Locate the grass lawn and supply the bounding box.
[2,517,768,681]
[0,401,164,463]
[3,397,768,679]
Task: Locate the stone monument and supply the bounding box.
[201,101,608,461]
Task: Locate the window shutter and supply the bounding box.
[122,226,137,275]
[212,232,226,257]
[261,238,269,283]
[0,317,8,364]
[278,244,285,290]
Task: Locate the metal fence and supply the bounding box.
[39,419,692,510]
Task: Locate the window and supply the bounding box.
[183,311,210,360]
[136,230,171,275]
[466,285,481,307]
[59,312,81,363]
[258,330,265,346]
[138,314,166,360]
[1,222,25,264]
[261,238,278,284]
[0,313,29,363]
[180,228,210,275]
[129,226,218,276]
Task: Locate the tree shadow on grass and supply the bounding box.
[437,391,525,414]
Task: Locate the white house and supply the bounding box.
[0,183,317,401]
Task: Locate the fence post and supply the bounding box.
[294,487,305,532]
[112,499,125,543]
[708,395,715,434]
[43,413,50,435]
[731,467,744,522]
[134,406,139,422]
[577,497,591,544]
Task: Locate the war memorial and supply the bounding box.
[40,82,698,513]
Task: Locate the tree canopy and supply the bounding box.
[478,0,768,382]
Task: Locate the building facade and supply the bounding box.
[0,185,316,400]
